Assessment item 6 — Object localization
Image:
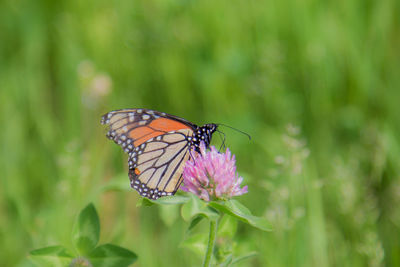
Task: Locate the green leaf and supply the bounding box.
[136,196,190,207]
[187,215,204,232]
[153,195,190,205]
[29,245,74,267]
[208,200,272,231]
[88,244,137,267]
[231,251,258,265]
[72,203,100,255]
[136,197,155,207]
[156,195,190,204]
[159,204,179,226]
[218,214,238,238]
[180,233,208,257]
[219,254,233,267]
[219,251,258,267]
[137,195,190,207]
[181,195,219,222]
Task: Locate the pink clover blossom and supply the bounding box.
[181,143,248,201]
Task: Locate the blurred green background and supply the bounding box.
[1,0,400,266]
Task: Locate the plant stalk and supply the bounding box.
[203,219,218,267]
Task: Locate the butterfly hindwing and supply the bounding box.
[128,130,192,199]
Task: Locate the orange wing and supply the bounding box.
[101,109,192,148]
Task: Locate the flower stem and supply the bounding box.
[203,219,218,267]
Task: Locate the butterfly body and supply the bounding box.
[101,108,217,199]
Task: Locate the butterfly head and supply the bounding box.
[203,123,218,145]
[190,123,218,152]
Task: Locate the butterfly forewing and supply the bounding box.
[101,109,193,147]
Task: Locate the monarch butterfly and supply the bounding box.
[101,108,217,199]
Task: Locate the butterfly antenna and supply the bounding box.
[216,123,251,140]
[217,130,226,152]
[189,148,198,165]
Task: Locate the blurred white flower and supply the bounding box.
[78,60,112,109]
